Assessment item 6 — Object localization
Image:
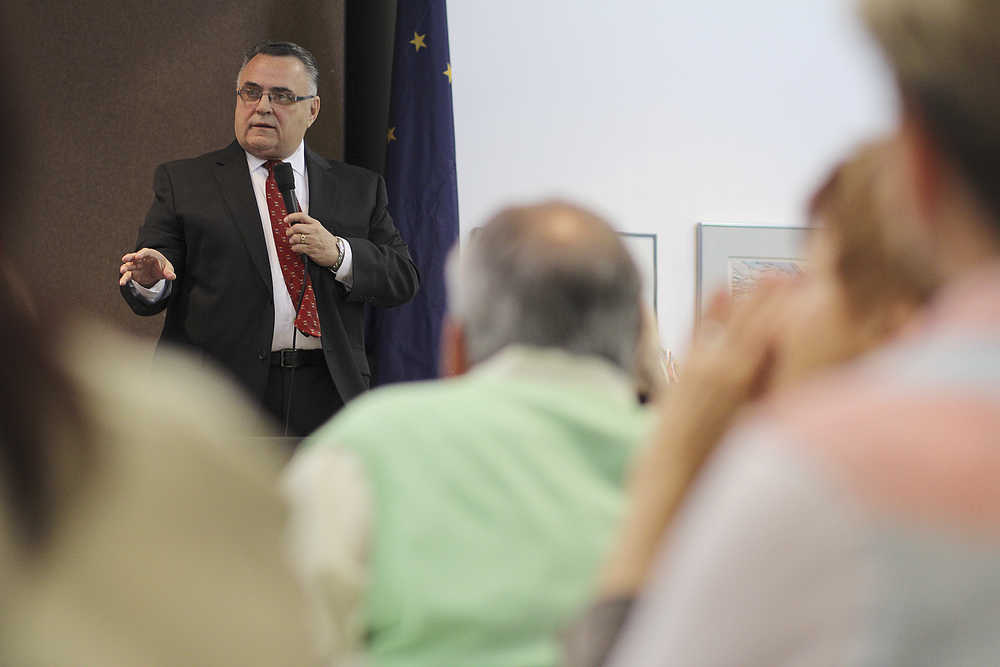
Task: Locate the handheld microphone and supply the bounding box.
[273,162,301,214]
[273,161,309,264]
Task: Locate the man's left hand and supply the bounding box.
[285,212,342,268]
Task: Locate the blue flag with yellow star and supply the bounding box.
[368,0,459,385]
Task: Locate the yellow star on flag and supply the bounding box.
[409,32,427,52]
[387,126,397,144]
[442,62,453,84]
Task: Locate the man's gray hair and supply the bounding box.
[446,200,643,372]
[239,40,320,95]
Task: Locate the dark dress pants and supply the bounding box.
[263,355,343,441]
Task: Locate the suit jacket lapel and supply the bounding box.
[306,145,344,235]
[214,140,272,292]
[304,144,354,359]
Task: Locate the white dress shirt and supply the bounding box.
[129,141,353,351]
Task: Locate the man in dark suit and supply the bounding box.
[119,41,419,437]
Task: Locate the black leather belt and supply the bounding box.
[270,348,326,368]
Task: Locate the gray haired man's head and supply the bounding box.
[445,200,642,372]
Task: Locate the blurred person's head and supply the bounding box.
[442,201,642,377]
[860,0,1000,277]
[770,140,937,387]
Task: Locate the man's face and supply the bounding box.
[235,54,320,160]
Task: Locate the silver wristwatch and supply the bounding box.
[328,236,346,275]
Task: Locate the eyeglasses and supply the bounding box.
[236,85,316,106]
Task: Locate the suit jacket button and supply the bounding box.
[258,351,267,361]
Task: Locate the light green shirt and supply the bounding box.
[286,346,651,667]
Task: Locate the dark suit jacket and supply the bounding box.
[121,140,420,405]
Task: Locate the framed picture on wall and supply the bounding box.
[696,224,812,319]
[619,232,657,313]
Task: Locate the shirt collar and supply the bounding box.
[244,141,307,178]
[470,344,638,408]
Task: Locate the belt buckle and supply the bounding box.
[279,349,300,368]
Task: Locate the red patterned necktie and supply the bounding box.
[264,160,321,337]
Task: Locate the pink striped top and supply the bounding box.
[609,261,1000,667]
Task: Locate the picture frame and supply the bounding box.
[620,232,657,313]
[696,224,812,319]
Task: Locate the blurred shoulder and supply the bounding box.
[14,319,319,665]
[60,318,281,475]
[318,378,464,433]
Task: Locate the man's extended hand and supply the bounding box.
[119,248,176,288]
[285,212,342,269]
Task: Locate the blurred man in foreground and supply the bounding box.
[569,1,1000,665]
[284,201,651,666]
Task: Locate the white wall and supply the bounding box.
[448,0,896,351]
